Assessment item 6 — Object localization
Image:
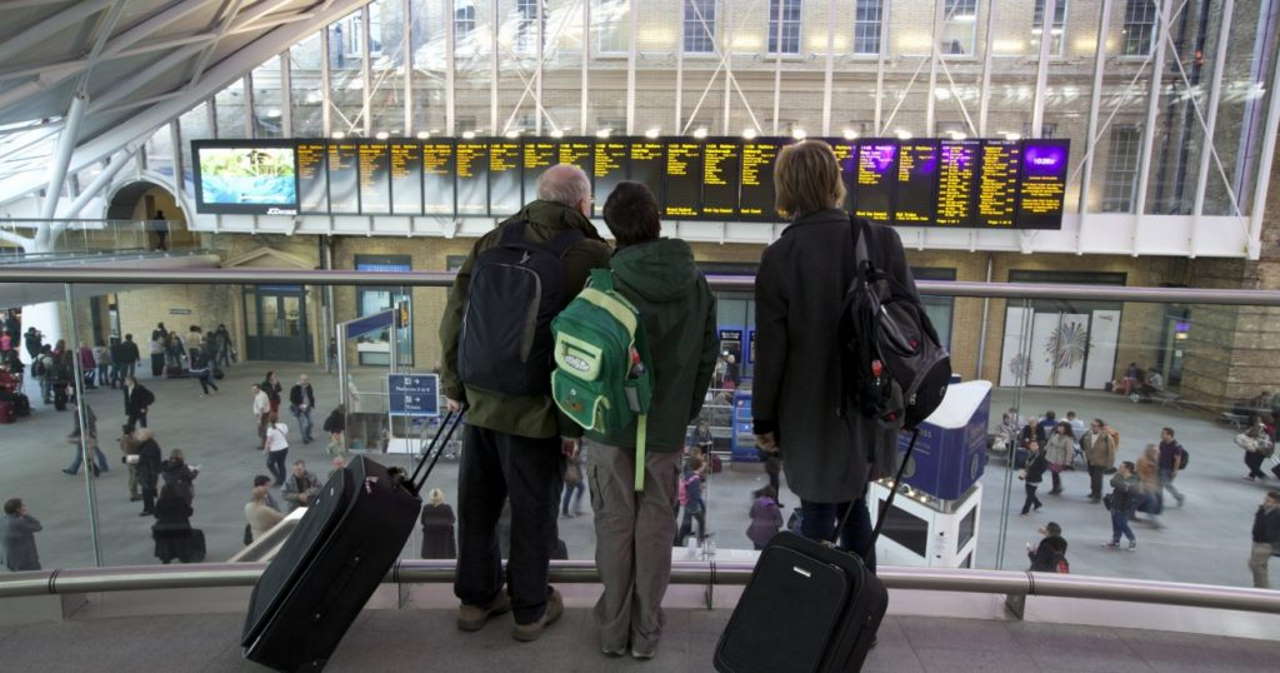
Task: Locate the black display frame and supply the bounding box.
[192,139,301,215]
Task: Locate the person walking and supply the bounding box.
[122,375,154,433]
[118,333,139,383]
[1027,522,1069,572]
[1020,441,1048,516]
[63,405,108,477]
[1157,427,1187,507]
[50,346,73,411]
[1135,444,1164,528]
[2,498,42,571]
[676,458,707,546]
[1249,491,1280,588]
[78,343,96,389]
[119,426,141,502]
[420,488,458,560]
[188,349,218,395]
[560,446,586,518]
[746,486,784,551]
[23,327,43,361]
[282,460,320,512]
[1082,418,1119,503]
[252,384,271,448]
[34,345,54,405]
[289,374,316,444]
[213,324,233,369]
[262,371,283,416]
[1044,421,1074,495]
[752,140,915,572]
[323,405,346,457]
[262,413,290,487]
[1104,461,1140,551]
[148,332,164,377]
[93,340,110,390]
[135,428,163,516]
[244,484,285,543]
[439,163,611,641]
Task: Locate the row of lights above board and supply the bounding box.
[329,128,1024,141]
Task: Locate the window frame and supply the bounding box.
[1121,0,1158,57]
[454,3,476,39]
[683,0,718,55]
[940,0,980,58]
[766,0,803,56]
[1032,0,1068,57]
[852,0,884,56]
[593,0,630,56]
[1101,124,1142,213]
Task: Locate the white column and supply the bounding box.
[321,28,333,135]
[1192,0,1234,217]
[721,3,731,134]
[772,0,783,135]
[535,0,544,134]
[281,51,294,137]
[976,0,998,135]
[490,0,498,133]
[1030,0,1056,137]
[821,0,834,136]
[874,0,890,133]
[626,0,637,134]
[675,1,684,134]
[403,0,413,135]
[361,6,372,136]
[1247,8,1280,259]
[925,0,944,135]
[445,0,456,135]
[1078,0,1112,220]
[39,91,88,223]
[580,0,590,132]
[1134,0,1172,217]
[243,74,255,137]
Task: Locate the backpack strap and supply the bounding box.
[498,219,528,245]
[588,267,614,292]
[632,317,652,492]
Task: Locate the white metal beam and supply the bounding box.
[185,0,251,95]
[536,0,544,135]
[37,91,88,242]
[1030,0,1057,137]
[580,0,589,133]
[820,0,833,136]
[926,0,943,134]
[0,0,113,65]
[280,50,293,136]
[1192,0,1234,217]
[1134,0,1173,217]
[402,0,412,136]
[976,0,997,135]
[321,27,332,135]
[361,5,371,136]
[626,0,636,134]
[1077,0,1112,252]
[1246,6,1280,258]
[445,0,455,134]
[490,0,498,134]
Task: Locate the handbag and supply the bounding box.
[1103,493,1114,511]
[564,462,582,485]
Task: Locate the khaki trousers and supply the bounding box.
[1249,542,1273,589]
[585,439,681,653]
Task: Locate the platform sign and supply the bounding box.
[388,373,440,418]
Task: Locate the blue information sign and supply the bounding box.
[730,390,759,463]
[388,373,440,418]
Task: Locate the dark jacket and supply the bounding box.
[153,494,193,529]
[289,383,316,409]
[323,408,345,434]
[439,199,612,438]
[1020,423,1048,449]
[420,503,457,559]
[752,211,916,502]
[161,459,198,502]
[1027,536,1068,572]
[682,471,704,512]
[1024,451,1049,484]
[263,380,282,404]
[123,383,155,416]
[2,513,41,571]
[119,339,140,364]
[24,331,41,359]
[136,439,163,487]
[1158,440,1185,471]
[583,239,718,453]
[1253,506,1280,545]
[746,496,783,548]
[1109,473,1140,512]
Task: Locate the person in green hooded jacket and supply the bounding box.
[582,181,719,660]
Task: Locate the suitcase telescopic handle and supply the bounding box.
[408,408,466,494]
[834,427,921,557]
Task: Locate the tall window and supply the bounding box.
[1122,0,1157,56]
[1102,125,1142,212]
[516,0,544,54]
[684,0,716,54]
[455,3,476,38]
[1032,0,1067,55]
[853,0,884,55]
[940,0,978,56]
[768,0,802,55]
[594,0,629,54]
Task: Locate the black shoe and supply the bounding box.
[139,510,154,517]
[61,469,76,475]
[129,495,141,502]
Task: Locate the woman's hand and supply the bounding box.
[756,432,778,452]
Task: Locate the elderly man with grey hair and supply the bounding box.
[440,162,610,641]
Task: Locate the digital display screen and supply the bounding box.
[740,140,782,221]
[629,140,665,205]
[593,140,628,217]
[879,496,929,557]
[557,140,593,178]
[664,141,702,218]
[702,140,741,218]
[358,142,390,215]
[422,141,455,215]
[936,140,980,227]
[296,141,328,214]
[1016,139,1069,230]
[827,139,858,212]
[853,141,897,225]
[327,142,360,214]
[193,142,298,215]
[488,140,522,216]
[957,507,976,551]
[390,142,422,215]
[522,140,557,204]
[455,141,488,216]
[977,139,1021,228]
[895,141,938,225]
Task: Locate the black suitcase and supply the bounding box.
[242,410,464,672]
[714,430,921,673]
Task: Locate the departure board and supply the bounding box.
[740,140,782,221]
[828,139,859,212]
[629,141,665,203]
[390,142,422,215]
[455,141,488,216]
[558,140,593,177]
[895,141,938,225]
[522,140,557,203]
[977,139,1021,228]
[593,141,628,217]
[489,140,522,216]
[664,141,703,218]
[296,141,329,214]
[358,142,391,215]
[1016,139,1069,230]
[422,141,455,215]
[936,140,979,227]
[327,142,360,214]
[853,141,897,226]
[703,140,741,218]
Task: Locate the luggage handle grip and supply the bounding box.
[408,408,466,494]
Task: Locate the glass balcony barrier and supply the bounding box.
[0,219,202,265]
[0,269,1277,596]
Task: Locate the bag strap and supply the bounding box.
[631,306,653,493]
[588,267,614,292]
[409,409,466,494]
[498,219,527,245]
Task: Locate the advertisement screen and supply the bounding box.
[194,143,298,214]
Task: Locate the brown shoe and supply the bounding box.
[512,588,563,642]
[457,593,511,632]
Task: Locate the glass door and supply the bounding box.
[245,286,311,362]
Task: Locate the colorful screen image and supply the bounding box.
[197,147,296,206]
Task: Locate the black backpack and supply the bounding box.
[839,217,951,430]
[458,220,583,396]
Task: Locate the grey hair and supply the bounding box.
[536,163,591,206]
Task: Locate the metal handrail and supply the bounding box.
[0,266,1278,305]
[2,562,1278,615]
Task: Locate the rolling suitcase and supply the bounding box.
[714,430,921,673]
[242,409,465,672]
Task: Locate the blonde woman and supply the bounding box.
[752,139,918,569]
[420,488,456,559]
[244,484,284,543]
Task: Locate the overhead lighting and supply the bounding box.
[644,127,661,139]
[791,127,807,140]
[742,128,758,140]
[895,129,913,140]
[374,131,390,140]
[266,108,282,119]
[1002,131,1022,141]
[461,130,476,139]
[947,130,967,140]
[692,127,708,139]
[842,128,858,140]
[504,130,520,139]
[331,131,346,139]
[595,128,612,138]
[549,129,564,138]
[416,131,431,139]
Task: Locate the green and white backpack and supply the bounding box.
[551,269,653,491]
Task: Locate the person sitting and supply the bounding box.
[282,460,321,512]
